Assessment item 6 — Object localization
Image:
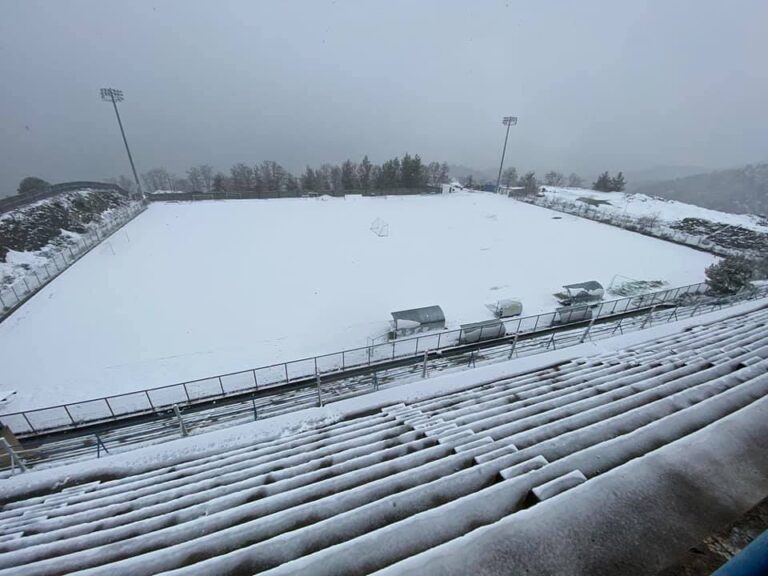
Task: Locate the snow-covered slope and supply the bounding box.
[0,189,137,287]
[1,302,767,575]
[540,186,768,233]
[0,193,716,413]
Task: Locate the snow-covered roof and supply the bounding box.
[2,303,767,574]
[391,305,445,326]
[563,280,603,291]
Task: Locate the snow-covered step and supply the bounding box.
[529,470,587,502]
[499,455,548,480]
[474,442,519,464]
[452,436,494,453]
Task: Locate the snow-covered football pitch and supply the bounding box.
[0,192,717,411]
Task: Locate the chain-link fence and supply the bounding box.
[0,202,146,320]
[7,281,757,438]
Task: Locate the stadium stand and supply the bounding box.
[0,304,766,575]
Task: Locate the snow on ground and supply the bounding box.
[541,186,768,232]
[0,192,717,412]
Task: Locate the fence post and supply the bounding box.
[468,350,476,368]
[546,333,557,350]
[421,351,429,378]
[579,315,597,343]
[372,372,379,391]
[316,374,323,406]
[173,404,188,436]
[252,393,258,420]
[217,376,226,396]
[183,383,192,403]
[95,433,109,458]
[508,332,519,359]
[641,305,657,329]
[611,317,624,335]
[1,438,27,474]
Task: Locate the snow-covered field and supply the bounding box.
[541,186,768,232]
[0,192,717,412]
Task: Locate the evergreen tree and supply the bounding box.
[341,160,358,190]
[357,156,373,190]
[592,171,612,191]
[610,171,626,192]
[17,176,50,196]
[300,166,318,191]
[212,173,228,192]
[705,256,754,294]
[520,171,538,195]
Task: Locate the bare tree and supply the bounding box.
[187,166,204,191]
[230,163,255,191]
[567,173,584,187]
[543,171,565,186]
[198,164,214,193]
[501,167,518,187]
[142,168,172,192]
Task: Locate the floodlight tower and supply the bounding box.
[100,88,143,198]
[495,115,518,194]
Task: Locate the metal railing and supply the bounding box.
[6,288,768,472]
[0,282,729,437]
[0,202,146,321]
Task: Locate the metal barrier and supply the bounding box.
[1,281,742,438]
[0,202,146,321]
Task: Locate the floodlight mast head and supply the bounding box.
[503,116,518,127]
[100,88,124,102]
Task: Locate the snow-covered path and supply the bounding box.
[0,193,716,412]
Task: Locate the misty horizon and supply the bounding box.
[2,0,767,196]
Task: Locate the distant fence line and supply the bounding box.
[0,182,132,215]
[0,202,146,322]
[516,194,765,257]
[147,187,442,202]
[1,280,738,437]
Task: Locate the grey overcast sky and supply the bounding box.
[1,0,767,194]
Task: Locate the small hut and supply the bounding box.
[390,305,445,339]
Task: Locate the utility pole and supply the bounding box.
[495,116,518,193]
[100,88,143,199]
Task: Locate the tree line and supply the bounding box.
[138,154,451,194]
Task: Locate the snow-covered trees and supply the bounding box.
[567,173,584,187]
[501,167,518,187]
[705,256,754,294]
[519,172,539,196]
[593,171,626,192]
[16,176,50,196]
[544,171,565,186]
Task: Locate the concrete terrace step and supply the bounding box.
[1,304,767,574]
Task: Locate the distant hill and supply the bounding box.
[631,163,768,216]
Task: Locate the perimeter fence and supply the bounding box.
[0,281,730,437]
[0,202,146,320]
